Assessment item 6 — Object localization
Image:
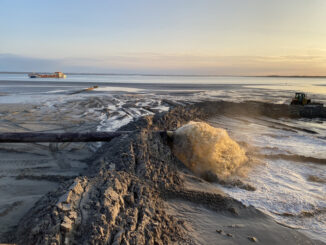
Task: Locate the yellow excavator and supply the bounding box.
[290,92,311,105]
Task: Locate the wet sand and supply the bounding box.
[0,102,97,239]
[0,98,324,244]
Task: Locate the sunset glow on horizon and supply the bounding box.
[1,0,326,75]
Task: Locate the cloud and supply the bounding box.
[0,54,61,72]
[0,53,325,76]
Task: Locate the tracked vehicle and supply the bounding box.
[291,92,311,105]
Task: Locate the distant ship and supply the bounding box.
[28,72,66,79]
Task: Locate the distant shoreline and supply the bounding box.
[1,71,326,78]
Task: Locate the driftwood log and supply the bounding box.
[0,131,132,143]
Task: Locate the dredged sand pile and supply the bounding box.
[0,99,324,244]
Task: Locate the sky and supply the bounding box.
[1,0,326,75]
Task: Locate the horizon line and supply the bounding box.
[1,71,326,78]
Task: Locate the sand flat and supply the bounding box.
[0,98,324,244]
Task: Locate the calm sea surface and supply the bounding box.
[1,73,326,104]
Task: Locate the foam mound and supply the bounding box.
[173,121,248,179]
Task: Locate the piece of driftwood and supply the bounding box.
[0,131,131,143]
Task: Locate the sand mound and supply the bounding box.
[173,121,248,179]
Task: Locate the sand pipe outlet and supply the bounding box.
[0,130,175,143]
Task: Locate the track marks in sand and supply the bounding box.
[15,173,188,245]
[0,201,23,217]
[0,101,99,242]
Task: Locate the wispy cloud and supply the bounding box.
[1,53,326,76]
[0,54,61,72]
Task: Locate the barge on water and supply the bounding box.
[28,72,66,79]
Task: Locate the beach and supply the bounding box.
[3,0,326,243]
[0,75,325,244]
